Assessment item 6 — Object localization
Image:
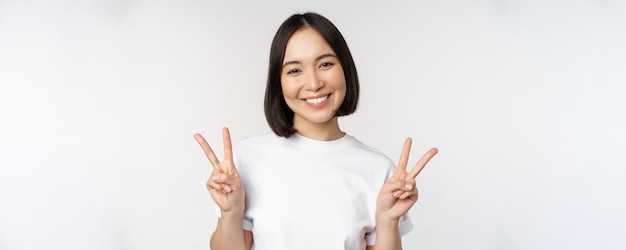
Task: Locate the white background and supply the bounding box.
[1,0,625,249]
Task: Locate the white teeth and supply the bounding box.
[306,95,328,104]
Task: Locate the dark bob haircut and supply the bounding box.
[264,12,360,138]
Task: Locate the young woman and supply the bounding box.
[194,12,438,250]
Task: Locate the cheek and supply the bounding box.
[280,79,297,99]
[329,68,347,89]
[332,76,347,96]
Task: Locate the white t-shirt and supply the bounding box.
[220,130,412,250]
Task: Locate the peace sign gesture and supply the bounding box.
[376,138,438,222]
[194,127,246,215]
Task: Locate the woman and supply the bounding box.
[194,12,437,250]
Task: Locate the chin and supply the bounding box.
[308,114,337,124]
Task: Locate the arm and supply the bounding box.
[366,217,403,250]
[369,138,438,250]
[368,179,413,250]
[210,215,252,250]
[195,128,252,250]
[206,173,250,250]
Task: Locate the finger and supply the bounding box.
[396,138,413,173]
[407,147,438,179]
[399,188,418,200]
[393,190,403,198]
[383,179,409,194]
[194,133,221,169]
[403,178,415,191]
[207,171,226,190]
[394,180,415,198]
[208,174,234,193]
[222,127,233,163]
[206,177,223,191]
[211,172,241,190]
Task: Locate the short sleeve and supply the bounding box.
[365,214,414,246]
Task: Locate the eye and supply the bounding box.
[319,62,334,68]
[285,68,301,75]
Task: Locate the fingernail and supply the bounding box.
[405,183,413,190]
[212,175,219,181]
[393,191,402,198]
[224,185,232,192]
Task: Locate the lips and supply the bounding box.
[305,94,329,104]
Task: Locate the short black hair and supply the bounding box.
[264,12,360,138]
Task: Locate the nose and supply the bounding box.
[304,71,324,92]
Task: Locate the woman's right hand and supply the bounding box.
[194,127,246,216]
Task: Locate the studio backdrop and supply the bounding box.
[1,0,625,249]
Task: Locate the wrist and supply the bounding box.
[375,213,400,229]
[220,208,245,221]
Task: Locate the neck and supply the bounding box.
[293,117,344,141]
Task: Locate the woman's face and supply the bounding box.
[280,27,346,130]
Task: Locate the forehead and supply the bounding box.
[283,27,334,60]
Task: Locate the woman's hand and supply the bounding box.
[195,127,246,216]
[376,138,438,224]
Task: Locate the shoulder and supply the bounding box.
[234,130,281,149]
[344,134,390,158]
[233,130,288,159]
[343,134,396,167]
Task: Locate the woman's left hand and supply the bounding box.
[376,138,438,223]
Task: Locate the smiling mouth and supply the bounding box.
[305,94,329,104]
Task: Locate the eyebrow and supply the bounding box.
[282,53,337,68]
